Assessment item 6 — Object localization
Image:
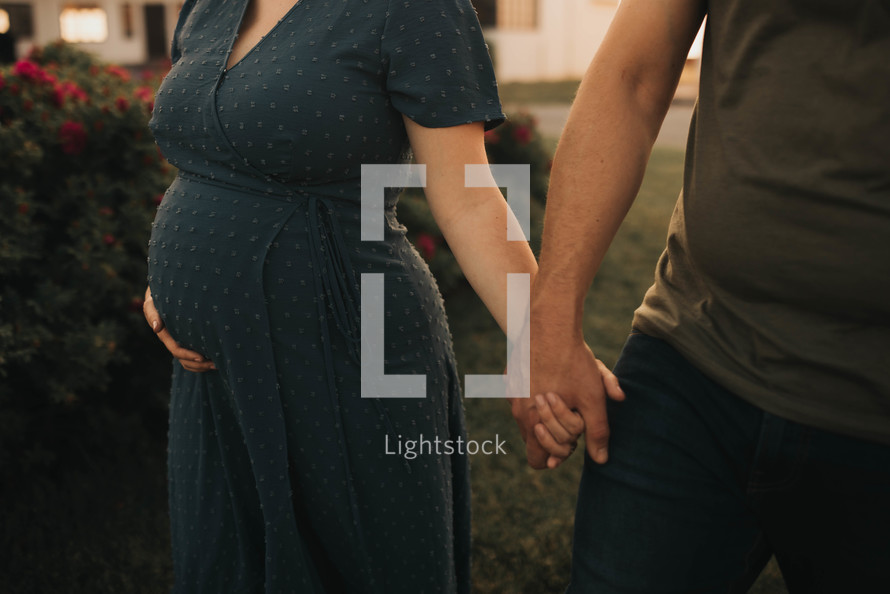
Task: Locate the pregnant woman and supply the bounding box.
[142,0,604,592]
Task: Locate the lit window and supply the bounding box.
[0,3,36,38]
[60,6,108,43]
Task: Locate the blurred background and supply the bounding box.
[0,1,787,593]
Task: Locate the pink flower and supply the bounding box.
[98,207,114,216]
[12,60,56,85]
[103,233,116,246]
[153,194,165,205]
[512,125,532,146]
[415,232,436,261]
[51,87,64,107]
[105,64,131,82]
[0,72,5,91]
[134,86,155,112]
[484,129,500,145]
[115,96,130,112]
[12,60,40,79]
[134,86,154,102]
[52,81,89,107]
[58,121,87,155]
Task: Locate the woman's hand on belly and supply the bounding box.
[143,287,216,373]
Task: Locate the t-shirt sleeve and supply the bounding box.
[381,0,506,130]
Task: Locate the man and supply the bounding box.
[513,0,890,591]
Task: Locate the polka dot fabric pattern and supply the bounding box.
[146,1,504,592]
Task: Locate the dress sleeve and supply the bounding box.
[169,0,198,63]
[381,0,506,130]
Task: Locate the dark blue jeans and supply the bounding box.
[568,332,890,593]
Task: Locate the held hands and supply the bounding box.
[508,309,625,470]
[146,280,622,468]
[143,287,216,372]
[530,357,625,469]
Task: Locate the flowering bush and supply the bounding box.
[0,43,174,476]
[399,112,551,294]
[0,42,552,478]
[483,111,552,205]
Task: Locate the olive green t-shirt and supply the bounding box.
[633,0,890,444]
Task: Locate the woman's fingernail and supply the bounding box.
[535,394,545,408]
[546,392,557,405]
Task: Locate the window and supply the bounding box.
[60,5,109,43]
[0,3,34,37]
[122,3,134,38]
[473,0,496,27]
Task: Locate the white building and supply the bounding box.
[0,0,181,65]
[0,1,696,83]
[2,0,619,78]
[479,0,621,82]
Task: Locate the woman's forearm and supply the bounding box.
[436,190,538,334]
[403,117,538,335]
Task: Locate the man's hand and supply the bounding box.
[509,306,624,469]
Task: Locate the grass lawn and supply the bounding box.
[498,80,582,105]
[2,147,787,593]
[447,147,789,593]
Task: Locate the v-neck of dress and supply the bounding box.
[224,0,304,73]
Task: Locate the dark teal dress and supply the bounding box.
[146,1,504,592]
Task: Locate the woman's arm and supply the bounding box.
[404,118,625,467]
[402,117,537,334]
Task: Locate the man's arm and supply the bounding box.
[516,0,707,468]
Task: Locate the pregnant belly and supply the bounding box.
[147,174,453,377]
[147,175,303,358]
